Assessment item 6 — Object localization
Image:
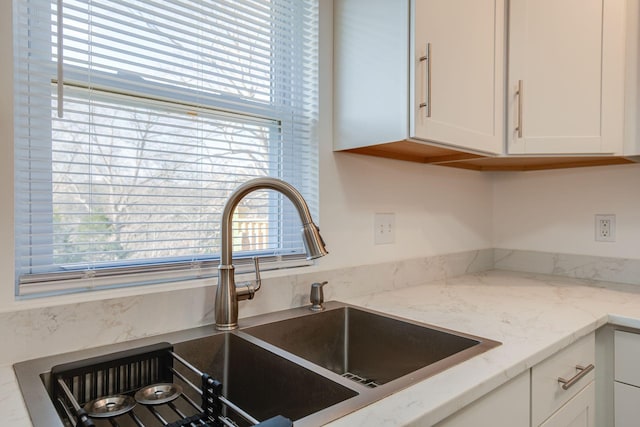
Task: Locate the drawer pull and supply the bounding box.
[557,364,594,390]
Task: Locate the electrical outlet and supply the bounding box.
[595,214,616,242]
[374,213,395,245]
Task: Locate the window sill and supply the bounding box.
[4,260,317,315]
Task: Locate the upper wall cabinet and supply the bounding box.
[507,0,626,155]
[333,0,505,162]
[334,0,639,170]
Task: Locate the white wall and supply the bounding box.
[318,153,494,270]
[492,164,640,259]
[0,0,493,312]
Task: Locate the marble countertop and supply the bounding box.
[5,269,640,426]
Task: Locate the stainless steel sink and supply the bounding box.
[14,301,500,427]
[243,303,500,388]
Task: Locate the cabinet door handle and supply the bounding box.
[557,364,594,390]
[418,43,432,118]
[515,80,523,138]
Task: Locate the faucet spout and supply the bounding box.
[215,177,328,330]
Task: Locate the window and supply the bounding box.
[14,0,319,297]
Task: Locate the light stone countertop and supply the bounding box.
[5,269,640,426]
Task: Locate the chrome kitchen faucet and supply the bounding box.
[215,177,328,330]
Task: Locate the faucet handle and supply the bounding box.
[310,281,328,311]
[237,257,262,301]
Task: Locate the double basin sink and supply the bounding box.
[15,301,500,426]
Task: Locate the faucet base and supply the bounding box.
[215,323,238,331]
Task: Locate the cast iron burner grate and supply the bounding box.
[51,342,291,427]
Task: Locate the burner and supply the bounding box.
[134,383,183,405]
[84,395,136,418]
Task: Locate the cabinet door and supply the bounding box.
[614,330,640,427]
[411,0,504,155]
[508,0,625,154]
[614,330,640,387]
[615,382,640,427]
[434,371,529,427]
[540,381,595,427]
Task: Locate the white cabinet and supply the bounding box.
[614,330,640,427]
[411,0,504,154]
[334,0,634,170]
[507,0,626,155]
[333,0,505,161]
[434,371,529,427]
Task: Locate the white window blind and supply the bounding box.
[14,0,319,297]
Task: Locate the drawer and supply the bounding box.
[614,330,640,387]
[532,332,596,426]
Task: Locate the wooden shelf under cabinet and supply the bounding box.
[438,156,637,172]
[342,140,638,171]
[343,140,486,164]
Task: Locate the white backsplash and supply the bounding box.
[494,248,640,286]
[1,249,493,365]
